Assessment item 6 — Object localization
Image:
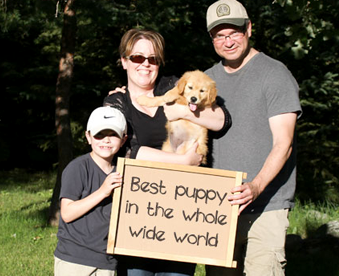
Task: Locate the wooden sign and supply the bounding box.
[107,158,246,268]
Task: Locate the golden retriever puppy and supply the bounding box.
[137,70,217,164]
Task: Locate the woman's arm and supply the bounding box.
[135,142,202,166]
[163,103,226,131]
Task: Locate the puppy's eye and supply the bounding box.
[200,89,206,93]
[188,85,193,90]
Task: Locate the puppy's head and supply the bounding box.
[179,70,217,112]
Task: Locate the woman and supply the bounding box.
[104,28,231,276]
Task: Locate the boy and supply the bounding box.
[54,106,127,276]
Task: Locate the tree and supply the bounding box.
[48,0,77,226]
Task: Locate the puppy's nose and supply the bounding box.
[190,96,197,103]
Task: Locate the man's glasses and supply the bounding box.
[212,30,246,43]
[126,55,158,65]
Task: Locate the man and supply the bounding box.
[204,0,302,275]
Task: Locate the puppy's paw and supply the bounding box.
[136,95,157,107]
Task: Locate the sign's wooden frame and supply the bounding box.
[107,158,246,268]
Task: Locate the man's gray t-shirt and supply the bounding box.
[54,153,117,270]
[206,52,302,214]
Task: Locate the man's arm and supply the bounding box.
[228,112,297,214]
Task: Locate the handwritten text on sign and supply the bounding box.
[107,159,245,267]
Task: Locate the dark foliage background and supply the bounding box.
[1,0,338,203]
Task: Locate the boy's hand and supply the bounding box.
[100,172,123,197]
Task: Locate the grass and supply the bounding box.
[0,169,57,276]
[286,199,339,276]
[0,169,338,276]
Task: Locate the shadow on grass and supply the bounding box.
[0,169,55,192]
[286,233,339,276]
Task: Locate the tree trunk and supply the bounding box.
[48,0,77,226]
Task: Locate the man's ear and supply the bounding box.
[247,20,252,38]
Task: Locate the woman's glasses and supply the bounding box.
[126,55,158,65]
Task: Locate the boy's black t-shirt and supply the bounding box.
[54,153,118,270]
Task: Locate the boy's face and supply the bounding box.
[85,129,126,160]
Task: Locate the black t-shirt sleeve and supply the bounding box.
[60,160,85,201]
[209,96,232,139]
[103,92,128,116]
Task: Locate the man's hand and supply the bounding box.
[228,181,262,215]
[108,86,126,95]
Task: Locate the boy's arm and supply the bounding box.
[61,172,122,223]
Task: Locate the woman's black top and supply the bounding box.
[103,75,231,163]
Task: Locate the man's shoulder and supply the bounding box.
[254,52,289,71]
[205,61,222,76]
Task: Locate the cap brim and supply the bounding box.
[90,125,124,138]
[207,18,247,31]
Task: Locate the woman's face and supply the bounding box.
[121,38,159,92]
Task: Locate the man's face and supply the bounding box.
[210,22,252,65]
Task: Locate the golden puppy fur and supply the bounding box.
[137,70,217,164]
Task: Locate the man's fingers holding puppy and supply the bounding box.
[108,86,126,95]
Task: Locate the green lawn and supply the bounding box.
[0,170,57,276]
[0,169,338,276]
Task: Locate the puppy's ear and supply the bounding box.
[208,81,218,105]
[176,72,189,95]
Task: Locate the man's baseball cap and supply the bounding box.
[206,0,249,32]
[87,106,127,138]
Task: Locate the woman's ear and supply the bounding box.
[121,57,127,70]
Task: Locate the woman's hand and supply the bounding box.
[182,142,203,166]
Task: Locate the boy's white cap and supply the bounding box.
[206,0,249,32]
[87,106,127,138]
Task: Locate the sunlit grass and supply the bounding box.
[288,199,339,238]
[0,170,57,276]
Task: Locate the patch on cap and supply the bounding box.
[216,4,230,17]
